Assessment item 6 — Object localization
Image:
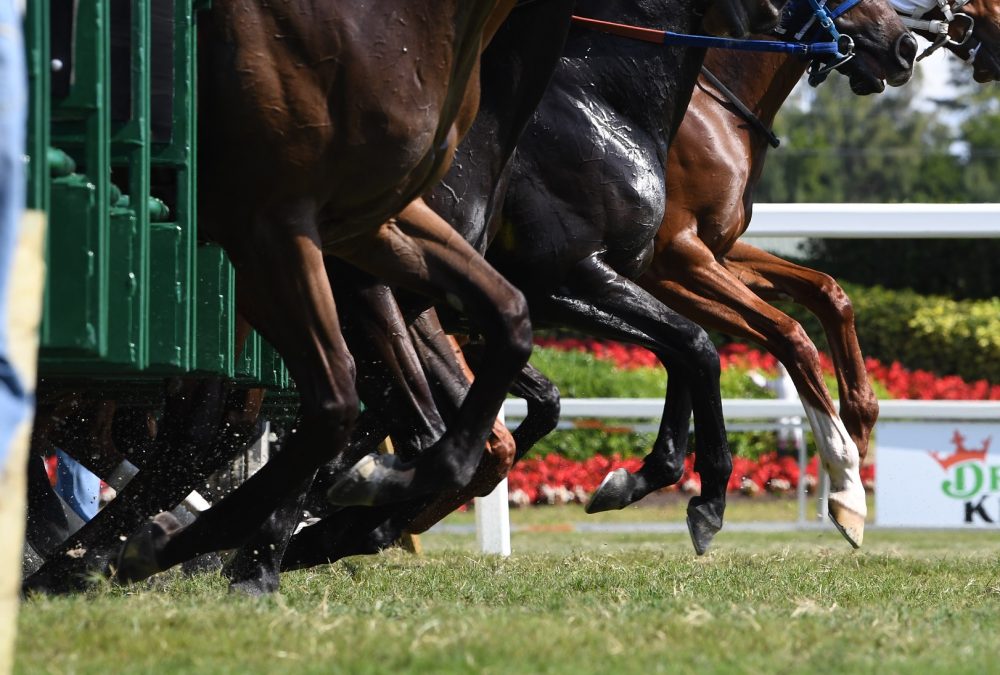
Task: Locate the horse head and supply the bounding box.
[702,0,790,38]
[891,0,1000,81]
[944,1,1000,81]
[779,0,916,93]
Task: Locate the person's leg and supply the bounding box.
[0,1,44,668]
[53,449,102,521]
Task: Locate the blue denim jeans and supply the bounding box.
[54,449,102,521]
[0,0,28,471]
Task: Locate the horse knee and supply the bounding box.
[527,383,561,436]
[310,386,361,433]
[774,317,818,368]
[683,328,721,382]
[507,295,534,363]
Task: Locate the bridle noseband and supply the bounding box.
[776,0,866,85]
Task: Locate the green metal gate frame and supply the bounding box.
[24,0,292,394]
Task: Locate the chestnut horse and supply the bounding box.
[322,0,797,549]
[24,0,790,593]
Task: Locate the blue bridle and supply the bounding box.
[782,0,867,83]
[572,0,866,75]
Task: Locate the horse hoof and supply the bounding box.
[828,500,865,549]
[114,512,181,584]
[686,498,725,556]
[585,469,637,514]
[326,453,405,506]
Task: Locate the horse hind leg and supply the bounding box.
[325,199,531,507]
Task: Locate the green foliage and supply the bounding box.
[755,68,1000,299]
[800,238,1000,301]
[756,70,961,203]
[527,347,667,398]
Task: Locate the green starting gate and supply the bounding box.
[23,0,292,394]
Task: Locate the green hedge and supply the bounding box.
[766,283,1000,384]
[524,347,784,461]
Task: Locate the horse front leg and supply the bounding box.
[725,241,879,461]
[114,214,360,584]
[325,198,531,507]
[528,255,729,555]
[640,238,866,548]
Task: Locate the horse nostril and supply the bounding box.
[895,33,918,68]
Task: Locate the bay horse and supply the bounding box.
[225,0,802,589]
[252,0,1000,581]
[27,0,535,592]
[587,0,1000,545]
[28,0,790,592]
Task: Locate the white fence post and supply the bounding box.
[475,406,511,556]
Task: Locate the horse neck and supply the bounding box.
[701,49,807,129]
[567,0,711,153]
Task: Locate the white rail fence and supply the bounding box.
[470,204,1000,554]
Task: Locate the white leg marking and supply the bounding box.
[801,401,867,518]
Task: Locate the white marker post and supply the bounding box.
[474,405,511,556]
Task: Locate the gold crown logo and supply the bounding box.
[928,430,991,471]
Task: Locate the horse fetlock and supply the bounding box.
[437,451,479,490]
[325,453,422,506]
[314,390,361,428]
[802,400,861,472]
[642,448,685,487]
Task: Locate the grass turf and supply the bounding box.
[15,506,1000,674]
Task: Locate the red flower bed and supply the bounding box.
[507,451,877,506]
[534,337,1000,400]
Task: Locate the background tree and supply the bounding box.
[755,65,999,299]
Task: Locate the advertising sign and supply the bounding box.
[877,422,1000,527]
